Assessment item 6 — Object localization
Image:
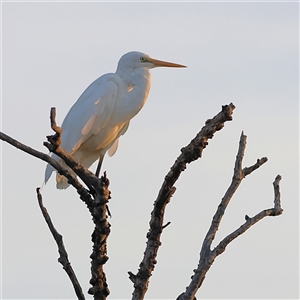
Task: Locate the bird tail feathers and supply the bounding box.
[107,138,119,157]
[45,163,54,184]
[56,174,70,189]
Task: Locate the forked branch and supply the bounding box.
[176,132,283,300]
[1,104,283,300]
[1,108,112,300]
[45,108,111,300]
[129,103,236,300]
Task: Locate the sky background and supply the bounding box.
[1,1,299,300]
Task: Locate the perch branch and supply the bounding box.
[87,172,111,300]
[129,103,235,300]
[1,106,112,299]
[0,132,79,188]
[0,131,94,207]
[36,188,85,300]
[176,132,283,300]
[45,108,111,299]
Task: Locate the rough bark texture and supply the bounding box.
[129,103,236,300]
[1,108,111,300]
[46,108,111,300]
[1,104,283,300]
[87,173,111,299]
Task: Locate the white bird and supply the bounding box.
[45,51,186,189]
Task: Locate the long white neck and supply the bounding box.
[115,67,151,121]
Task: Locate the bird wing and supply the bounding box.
[60,76,118,154]
[107,138,119,157]
[107,121,130,157]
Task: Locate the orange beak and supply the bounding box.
[149,57,186,68]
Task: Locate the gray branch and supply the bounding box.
[176,132,283,300]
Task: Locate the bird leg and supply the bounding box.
[95,154,104,177]
[94,154,111,217]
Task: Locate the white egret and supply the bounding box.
[45,51,186,189]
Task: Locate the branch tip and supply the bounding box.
[128,271,137,283]
[35,188,85,300]
[162,221,171,229]
[245,215,250,221]
[273,174,283,213]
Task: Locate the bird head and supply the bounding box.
[117,51,186,72]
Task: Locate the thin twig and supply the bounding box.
[36,188,85,300]
[162,221,171,229]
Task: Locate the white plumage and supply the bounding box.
[45,51,185,189]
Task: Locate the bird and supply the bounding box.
[45,51,186,189]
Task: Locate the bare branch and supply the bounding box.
[162,221,171,229]
[87,172,111,300]
[202,133,268,251]
[273,175,283,212]
[0,131,94,207]
[176,132,283,300]
[243,157,268,177]
[46,106,62,147]
[36,188,85,300]
[0,132,77,186]
[213,175,283,257]
[130,103,235,300]
[44,108,111,299]
[3,103,283,300]
[2,107,112,299]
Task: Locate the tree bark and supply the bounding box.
[129,103,236,300]
[1,108,112,300]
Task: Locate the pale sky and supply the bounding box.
[1,1,299,299]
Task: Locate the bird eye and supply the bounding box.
[140,56,146,62]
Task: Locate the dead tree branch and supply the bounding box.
[45,107,111,300]
[176,132,283,300]
[1,107,111,300]
[129,103,236,300]
[0,131,91,201]
[36,188,85,300]
[2,104,283,300]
